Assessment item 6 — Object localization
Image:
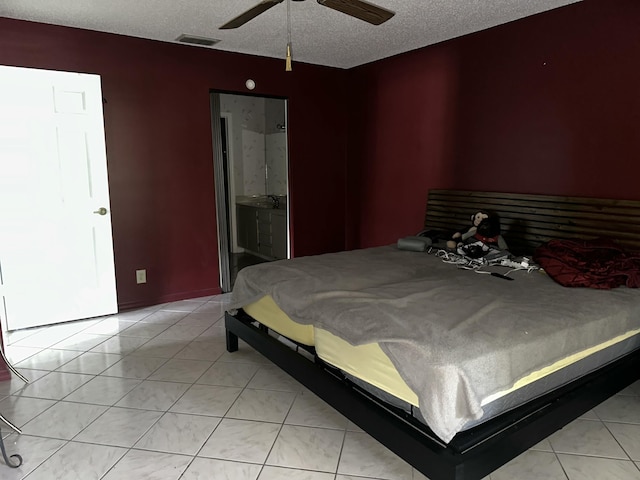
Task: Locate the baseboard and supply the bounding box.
[118,286,223,312]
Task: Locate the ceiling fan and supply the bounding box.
[219,0,395,29]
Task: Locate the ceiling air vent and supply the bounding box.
[175,34,220,47]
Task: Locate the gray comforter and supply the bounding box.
[230,246,640,442]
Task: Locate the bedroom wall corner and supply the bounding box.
[346,0,640,249]
[0,17,350,308]
[345,46,460,249]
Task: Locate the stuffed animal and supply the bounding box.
[446,211,488,249]
[446,210,508,253]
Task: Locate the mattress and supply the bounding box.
[242,293,640,431]
[244,295,315,346]
[230,245,640,442]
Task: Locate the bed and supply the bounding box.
[225,189,640,480]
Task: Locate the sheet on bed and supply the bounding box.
[230,246,640,442]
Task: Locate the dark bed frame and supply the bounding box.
[225,189,640,480]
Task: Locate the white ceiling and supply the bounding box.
[1,0,581,69]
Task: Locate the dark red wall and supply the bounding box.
[2,0,639,312]
[347,0,640,249]
[0,18,349,309]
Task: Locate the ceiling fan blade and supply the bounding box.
[317,0,394,25]
[220,0,285,29]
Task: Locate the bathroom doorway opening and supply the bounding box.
[210,92,290,292]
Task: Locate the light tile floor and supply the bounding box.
[1,294,639,479]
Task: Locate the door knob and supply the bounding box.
[93,207,108,215]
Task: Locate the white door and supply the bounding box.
[0,66,117,331]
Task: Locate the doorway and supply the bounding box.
[0,66,117,337]
[210,92,290,292]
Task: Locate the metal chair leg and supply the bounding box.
[1,334,29,468]
[0,425,23,468]
[0,343,29,384]
[0,413,21,435]
[0,388,24,469]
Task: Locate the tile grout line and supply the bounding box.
[110,305,233,479]
[6,298,638,480]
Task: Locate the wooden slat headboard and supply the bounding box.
[424,189,640,255]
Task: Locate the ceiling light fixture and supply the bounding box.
[285,0,292,71]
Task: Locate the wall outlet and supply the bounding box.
[136,269,147,284]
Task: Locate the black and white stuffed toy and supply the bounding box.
[447,210,508,258]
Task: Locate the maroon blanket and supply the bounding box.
[533,238,640,289]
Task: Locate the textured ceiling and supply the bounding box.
[1,0,581,69]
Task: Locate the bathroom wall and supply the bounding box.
[266,132,287,196]
[219,95,287,197]
[220,94,265,197]
[265,98,287,196]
